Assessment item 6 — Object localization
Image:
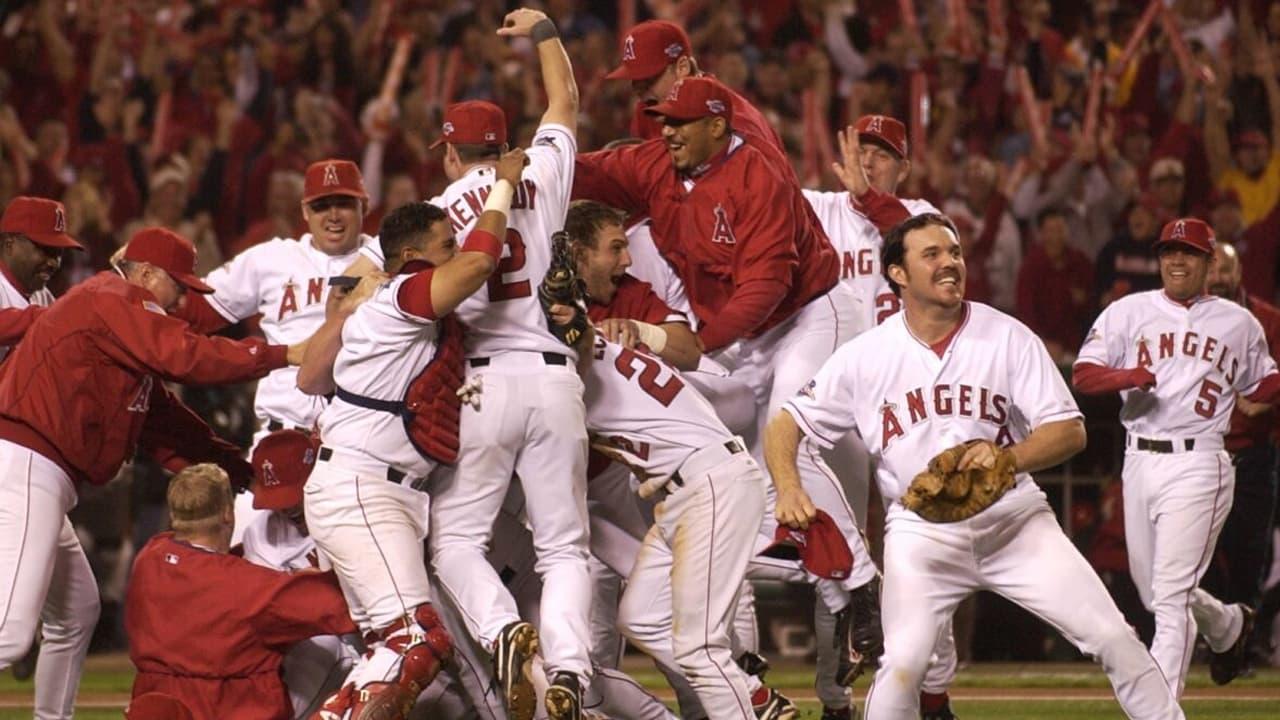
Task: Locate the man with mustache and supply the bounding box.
[1074,218,1280,697]
[767,212,1185,720]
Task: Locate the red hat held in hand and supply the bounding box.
[1155,217,1215,255]
[122,228,214,294]
[0,196,84,250]
[606,20,691,81]
[759,509,854,580]
[125,692,195,720]
[250,429,320,511]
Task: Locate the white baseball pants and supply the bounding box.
[1123,449,1244,698]
[0,440,100,720]
[429,358,592,682]
[864,497,1183,720]
[618,449,766,720]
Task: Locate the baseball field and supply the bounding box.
[1,655,1276,719]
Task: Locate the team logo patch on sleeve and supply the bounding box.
[799,379,816,399]
[535,135,559,150]
[164,553,179,565]
[142,300,166,315]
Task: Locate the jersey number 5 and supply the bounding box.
[615,347,684,407]
[487,229,532,302]
[1195,379,1223,419]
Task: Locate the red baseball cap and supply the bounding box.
[122,227,214,293]
[606,20,691,81]
[126,692,195,720]
[430,101,508,149]
[302,160,368,204]
[643,77,734,124]
[1156,217,1215,254]
[759,510,854,580]
[0,197,84,250]
[856,115,908,159]
[250,429,319,511]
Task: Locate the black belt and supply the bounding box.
[1135,437,1195,454]
[671,439,746,487]
[266,419,310,433]
[318,446,407,485]
[334,386,405,414]
[469,352,567,368]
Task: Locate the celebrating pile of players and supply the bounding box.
[3,7,1280,720]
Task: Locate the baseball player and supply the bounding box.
[300,143,527,719]
[0,197,80,356]
[421,9,594,720]
[574,76,888,694]
[174,159,378,446]
[0,227,302,720]
[766,213,1184,720]
[126,463,358,720]
[1073,217,1280,697]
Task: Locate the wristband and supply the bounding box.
[634,321,668,353]
[462,229,503,263]
[484,179,515,216]
[531,18,559,43]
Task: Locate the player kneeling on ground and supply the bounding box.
[125,464,358,720]
[297,149,528,720]
[765,213,1185,720]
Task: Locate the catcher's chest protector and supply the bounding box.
[403,315,466,465]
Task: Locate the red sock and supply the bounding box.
[751,687,769,705]
[920,691,949,712]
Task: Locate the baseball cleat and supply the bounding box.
[544,671,584,720]
[1210,604,1255,686]
[835,576,884,685]
[821,704,857,720]
[752,687,798,720]
[736,650,771,680]
[493,621,540,720]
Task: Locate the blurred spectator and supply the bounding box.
[942,156,1021,312]
[228,170,305,260]
[1148,157,1187,218]
[1016,207,1094,364]
[1094,194,1163,308]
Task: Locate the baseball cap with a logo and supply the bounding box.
[250,429,320,510]
[430,101,509,149]
[1156,217,1215,255]
[856,114,908,159]
[759,510,854,580]
[122,227,215,293]
[643,77,734,124]
[606,20,692,81]
[0,196,84,250]
[302,159,368,204]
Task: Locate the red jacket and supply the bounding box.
[127,533,357,720]
[574,138,838,351]
[0,273,287,486]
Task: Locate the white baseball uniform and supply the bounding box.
[624,221,694,321]
[584,334,766,718]
[0,268,53,359]
[1077,290,1280,697]
[239,513,358,720]
[786,302,1183,720]
[801,190,936,335]
[305,264,455,697]
[195,233,377,442]
[425,120,594,683]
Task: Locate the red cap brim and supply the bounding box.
[171,272,214,294]
[251,483,303,511]
[27,231,85,250]
[301,188,368,205]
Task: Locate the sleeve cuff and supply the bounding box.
[462,229,504,263]
[782,403,838,450]
[264,343,290,370]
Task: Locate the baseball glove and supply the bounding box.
[901,440,1017,522]
[538,230,588,346]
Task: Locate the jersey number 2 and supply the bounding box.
[487,229,532,302]
[1195,379,1222,419]
[615,348,684,407]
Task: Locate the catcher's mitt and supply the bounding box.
[539,230,588,346]
[901,440,1017,522]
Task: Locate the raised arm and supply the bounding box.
[497,8,578,133]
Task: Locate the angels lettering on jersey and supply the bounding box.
[1133,331,1241,386]
[277,277,328,320]
[444,180,540,234]
[877,383,1014,449]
